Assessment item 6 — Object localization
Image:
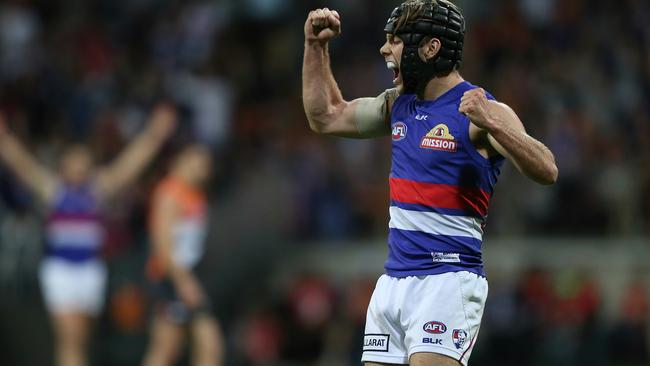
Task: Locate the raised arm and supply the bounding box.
[460,88,559,185]
[0,113,57,202]
[302,8,395,138]
[95,104,176,198]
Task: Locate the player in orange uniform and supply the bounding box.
[142,145,224,366]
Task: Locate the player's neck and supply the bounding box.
[171,170,198,189]
[420,72,464,101]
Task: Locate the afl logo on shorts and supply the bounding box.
[392,122,407,141]
[423,321,447,334]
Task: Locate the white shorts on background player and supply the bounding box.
[362,271,488,366]
[39,258,107,316]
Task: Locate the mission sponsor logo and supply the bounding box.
[423,321,447,334]
[363,334,389,352]
[420,124,457,152]
[392,122,407,141]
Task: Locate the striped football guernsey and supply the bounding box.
[45,184,105,262]
[386,81,504,278]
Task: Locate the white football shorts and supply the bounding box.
[39,258,107,316]
[361,271,488,366]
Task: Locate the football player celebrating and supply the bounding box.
[302,1,558,365]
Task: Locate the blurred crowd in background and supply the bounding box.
[0,0,648,365]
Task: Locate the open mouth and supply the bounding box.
[387,61,400,84]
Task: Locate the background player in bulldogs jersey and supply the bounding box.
[302,1,558,366]
[0,105,176,366]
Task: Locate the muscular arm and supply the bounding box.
[461,89,558,185]
[302,9,394,138]
[0,114,57,202]
[95,105,176,198]
[486,102,558,185]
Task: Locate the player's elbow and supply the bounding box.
[307,115,328,134]
[307,116,330,135]
[537,162,558,186]
[305,104,344,135]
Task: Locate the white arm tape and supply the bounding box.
[354,89,398,138]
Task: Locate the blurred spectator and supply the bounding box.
[0,207,41,295]
[0,1,40,81]
[609,281,650,365]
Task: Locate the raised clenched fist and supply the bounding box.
[459,88,495,131]
[304,8,341,46]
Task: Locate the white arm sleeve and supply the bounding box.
[354,89,398,138]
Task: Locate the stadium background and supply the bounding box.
[0,0,648,365]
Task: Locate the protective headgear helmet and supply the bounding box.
[384,0,465,95]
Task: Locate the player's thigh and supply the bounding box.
[410,352,461,366]
[190,314,223,351]
[147,313,185,355]
[51,312,92,346]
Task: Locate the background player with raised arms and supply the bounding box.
[302,1,558,365]
[0,105,176,366]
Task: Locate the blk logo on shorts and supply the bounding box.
[422,338,443,345]
[452,329,468,349]
[423,321,447,334]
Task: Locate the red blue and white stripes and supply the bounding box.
[46,185,105,262]
[385,83,504,278]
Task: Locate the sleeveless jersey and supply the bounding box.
[386,81,504,278]
[148,176,207,277]
[45,184,105,262]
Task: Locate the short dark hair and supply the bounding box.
[394,0,462,33]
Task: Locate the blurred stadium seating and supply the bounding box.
[0,0,648,365]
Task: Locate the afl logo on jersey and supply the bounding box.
[420,124,457,152]
[392,122,407,141]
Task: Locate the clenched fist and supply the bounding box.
[459,88,496,131]
[305,8,341,46]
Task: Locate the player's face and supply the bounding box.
[60,145,94,185]
[183,148,212,186]
[380,34,404,92]
[191,153,212,185]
